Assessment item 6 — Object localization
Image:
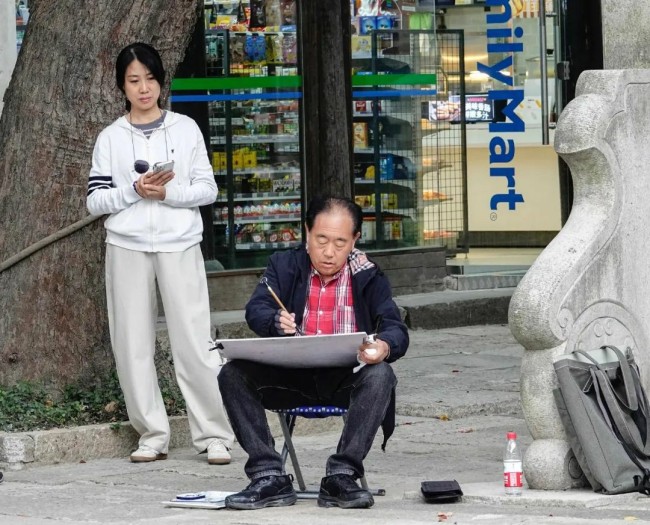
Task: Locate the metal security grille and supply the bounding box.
[423,29,468,252]
[352,28,467,253]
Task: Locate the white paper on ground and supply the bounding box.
[162,491,236,510]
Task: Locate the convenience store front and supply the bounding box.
[172,0,597,274]
[173,0,446,272]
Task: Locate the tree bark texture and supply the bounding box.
[300,0,353,202]
[0,0,201,388]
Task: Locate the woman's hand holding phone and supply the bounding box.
[135,168,174,201]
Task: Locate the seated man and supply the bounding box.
[219,195,409,510]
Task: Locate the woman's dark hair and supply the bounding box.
[305,195,363,235]
[115,42,165,112]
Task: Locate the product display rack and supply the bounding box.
[351,30,431,249]
[203,0,303,269]
[350,28,467,252]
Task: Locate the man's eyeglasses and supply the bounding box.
[134,160,150,174]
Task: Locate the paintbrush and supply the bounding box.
[260,276,303,336]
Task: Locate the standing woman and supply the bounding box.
[87,42,234,464]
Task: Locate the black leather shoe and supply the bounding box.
[317,474,374,509]
[225,474,297,510]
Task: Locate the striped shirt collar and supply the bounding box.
[348,248,375,275]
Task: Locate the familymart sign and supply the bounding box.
[478,0,525,215]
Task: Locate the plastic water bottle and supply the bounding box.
[503,431,523,496]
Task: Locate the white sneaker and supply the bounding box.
[207,440,231,465]
[130,445,167,463]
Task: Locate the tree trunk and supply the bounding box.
[0,0,201,389]
[300,0,353,201]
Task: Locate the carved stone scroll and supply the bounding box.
[509,69,650,489]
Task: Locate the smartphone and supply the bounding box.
[152,160,175,173]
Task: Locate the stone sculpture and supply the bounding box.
[510,69,650,489]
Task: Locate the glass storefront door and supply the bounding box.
[439,0,565,248]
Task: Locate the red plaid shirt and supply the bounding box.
[301,263,357,336]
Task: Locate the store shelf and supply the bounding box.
[223,213,301,224]
[354,147,415,155]
[217,191,301,202]
[361,207,415,215]
[355,179,415,189]
[236,241,301,251]
[203,11,304,266]
[421,163,454,175]
[214,167,300,176]
[210,113,299,126]
[228,30,296,35]
[352,57,412,74]
[211,134,299,145]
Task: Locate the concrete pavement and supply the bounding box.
[2,324,650,523]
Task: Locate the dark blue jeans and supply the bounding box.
[219,360,397,480]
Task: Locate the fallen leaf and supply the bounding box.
[104,401,119,413]
[437,511,453,521]
[451,369,460,373]
[437,414,450,421]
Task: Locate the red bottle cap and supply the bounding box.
[507,431,517,440]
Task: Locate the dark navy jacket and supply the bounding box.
[245,245,409,362]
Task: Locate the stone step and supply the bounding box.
[208,288,515,338]
[445,271,526,291]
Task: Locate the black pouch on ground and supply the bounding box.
[420,480,463,503]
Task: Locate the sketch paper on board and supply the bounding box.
[215,332,367,368]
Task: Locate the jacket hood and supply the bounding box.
[114,110,182,131]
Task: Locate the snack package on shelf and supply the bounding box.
[212,152,227,172]
[383,218,403,240]
[265,0,282,28]
[373,193,398,210]
[244,149,257,168]
[233,148,245,170]
[355,194,372,209]
[282,33,298,64]
[230,34,247,64]
[352,35,372,58]
[354,100,381,114]
[249,0,266,29]
[272,177,294,193]
[281,0,296,26]
[265,33,284,64]
[353,122,369,148]
[245,33,266,63]
[359,16,377,35]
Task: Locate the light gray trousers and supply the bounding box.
[105,243,234,453]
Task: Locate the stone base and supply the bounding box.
[523,438,587,490]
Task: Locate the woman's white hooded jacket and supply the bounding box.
[87,111,217,252]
